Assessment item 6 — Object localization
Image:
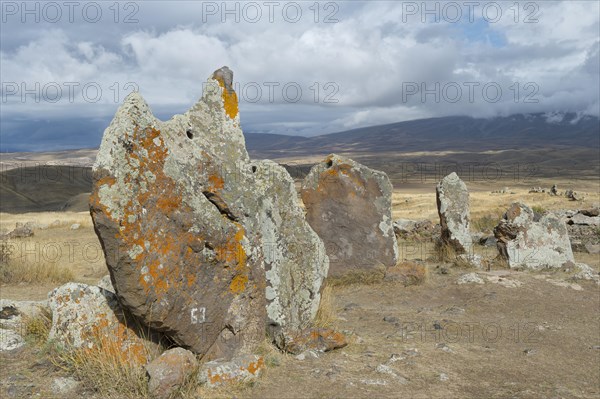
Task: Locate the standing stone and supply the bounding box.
[436,173,472,254]
[251,160,328,343]
[90,67,327,358]
[301,154,398,277]
[90,67,264,359]
[494,202,574,269]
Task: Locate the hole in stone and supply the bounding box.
[251,166,257,173]
[326,159,333,168]
[186,130,194,139]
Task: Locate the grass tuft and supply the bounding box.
[50,328,162,399]
[23,307,53,345]
[385,261,428,286]
[313,283,339,329]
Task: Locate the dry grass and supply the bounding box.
[327,266,386,287]
[391,182,600,223]
[22,307,53,345]
[434,242,457,262]
[0,258,74,285]
[51,331,162,399]
[313,283,339,329]
[0,211,93,232]
[385,261,428,286]
[471,211,504,233]
[0,212,108,287]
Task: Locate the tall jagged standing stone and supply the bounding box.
[90,67,327,358]
[301,154,398,277]
[436,172,472,254]
[494,202,574,269]
[252,160,328,342]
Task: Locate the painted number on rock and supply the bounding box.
[191,307,206,324]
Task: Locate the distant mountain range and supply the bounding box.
[1,113,598,213]
[244,113,600,158]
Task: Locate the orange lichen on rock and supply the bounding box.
[203,355,265,387]
[214,75,239,119]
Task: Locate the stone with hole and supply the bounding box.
[90,67,327,358]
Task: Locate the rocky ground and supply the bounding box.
[1,259,599,398]
[1,183,599,398]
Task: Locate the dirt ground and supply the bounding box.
[1,179,599,398]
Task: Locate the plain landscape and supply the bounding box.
[1,113,599,398]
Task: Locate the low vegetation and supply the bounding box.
[471,211,504,233]
[313,283,339,328]
[0,247,74,284]
[531,205,547,214]
[50,332,161,399]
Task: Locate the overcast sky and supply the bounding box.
[1,1,599,151]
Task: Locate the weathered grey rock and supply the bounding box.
[70,223,80,230]
[51,377,80,395]
[90,67,265,358]
[585,243,600,254]
[529,187,545,193]
[198,354,265,387]
[48,282,150,362]
[393,219,417,236]
[567,213,600,226]
[301,154,398,277]
[457,273,484,285]
[565,189,584,201]
[436,173,472,254]
[580,207,600,217]
[251,160,328,342]
[0,328,24,352]
[393,219,440,242]
[90,67,327,358]
[96,274,115,293]
[571,263,599,281]
[4,223,34,239]
[0,299,48,330]
[494,203,574,269]
[146,347,197,399]
[550,184,559,196]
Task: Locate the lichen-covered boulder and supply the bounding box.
[90,67,327,358]
[0,328,24,352]
[90,67,265,359]
[494,202,574,269]
[252,160,328,342]
[198,354,265,388]
[436,172,472,254]
[301,154,398,277]
[48,283,149,363]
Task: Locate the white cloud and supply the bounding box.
[1,0,598,148]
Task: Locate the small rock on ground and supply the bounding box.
[457,273,484,285]
[0,328,24,352]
